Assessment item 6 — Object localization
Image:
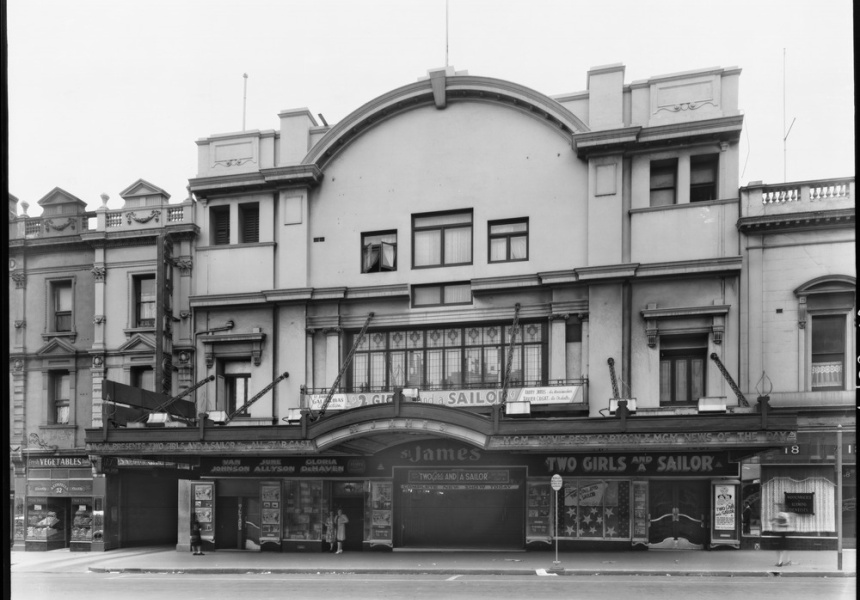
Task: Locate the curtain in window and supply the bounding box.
[363,245,380,272]
[54,373,70,425]
[762,477,835,533]
[444,227,471,263]
[443,284,471,304]
[490,239,506,261]
[510,236,527,260]
[414,231,440,266]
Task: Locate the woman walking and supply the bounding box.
[335,507,349,554]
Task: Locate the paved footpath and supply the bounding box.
[10,546,856,577]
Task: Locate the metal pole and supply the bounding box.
[837,425,843,570]
[554,487,559,565]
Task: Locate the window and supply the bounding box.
[412,211,472,267]
[349,323,545,392]
[220,361,253,416]
[650,159,677,207]
[52,281,72,332]
[131,367,155,392]
[51,372,70,425]
[413,283,471,307]
[362,231,397,272]
[211,206,230,245]
[489,219,528,262]
[134,275,156,328]
[811,314,845,390]
[660,336,707,404]
[239,203,259,243]
[690,154,718,202]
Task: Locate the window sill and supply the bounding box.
[631,197,737,214]
[41,331,77,342]
[197,241,276,251]
[124,327,155,338]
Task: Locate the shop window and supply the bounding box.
[649,159,677,207]
[659,336,707,405]
[51,280,73,332]
[210,205,230,245]
[412,283,472,307]
[362,231,397,272]
[560,479,632,539]
[690,154,718,202]
[133,274,156,328]
[239,203,259,243]
[488,218,528,263]
[50,371,71,425]
[412,210,472,268]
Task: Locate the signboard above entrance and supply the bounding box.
[303,386,583,411]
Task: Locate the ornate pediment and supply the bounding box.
[36,187,88,216]
[119,179,171,205]
[35,337,78,357]
[117,333,157,354]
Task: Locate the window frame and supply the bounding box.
[239,202,259,244]
[130,366,155,392]
[46,278,75,336]
[226,374,251,417]
[659,346,707,405]
[690,154,719,202]
[361,230,398,273]
[488,218,529,263]
[411,209,473,269]
[133,274,157,329]
[50,371,71,425]
[412,282,472,308]
[210,205,231,245]
[649,158,678,207]
[809,312,849,391]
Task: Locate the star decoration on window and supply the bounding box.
[596,516,603,524]
[567,507,577,518]
[590,507,599,515]
[589,526,597,535]
[604,507,614,518]
[581,513,592,524]
[565,525,576,536]
[605,526,616,537]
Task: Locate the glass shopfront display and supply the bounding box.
[70,498,93,546]
[26,497,65,549]
[526,480,552,544]
[365,481,393,546]
[284,481,323,542]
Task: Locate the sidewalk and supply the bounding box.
[10,546,856,577]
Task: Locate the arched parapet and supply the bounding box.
[303,72,590,170]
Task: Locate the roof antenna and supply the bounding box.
[445,0,449,67]
[782,49,796,183]
[242,73,249,131]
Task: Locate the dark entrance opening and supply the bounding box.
[333,481,364,552]
[648,479,710,548]
[215,496,260,550]
[395,468,525,549]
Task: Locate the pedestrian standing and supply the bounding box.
[190,514,204,556]
[335,507,349,554]
[771,504,791,566]
[324,510,336,552]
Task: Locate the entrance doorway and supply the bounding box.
[648,480,709,548]
[215,496,260,550]
[333,482,364,552]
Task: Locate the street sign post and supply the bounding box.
[551,474,562,566]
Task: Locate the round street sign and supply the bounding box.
[550,474,563,491]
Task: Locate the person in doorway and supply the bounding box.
[190,514,204,556]
[324,510,336,553]
[742,502,752,534]
[335,507,349,554]
[771,504,791,566]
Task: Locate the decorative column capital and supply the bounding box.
[14,320,25,329]
[91,266,106,281]
[175,258,193,275]
[10,271,26,289]
[93,315,106,325]
[548,313,570,322]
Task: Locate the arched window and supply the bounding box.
[795,276,855,392]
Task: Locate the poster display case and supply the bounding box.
[260,481,282,551]
[526,480,552,544]
[192,482,215,547]
[365,481,393,547]
[284,481,323,544]
[711,480,740,549]
[632,481,649,546]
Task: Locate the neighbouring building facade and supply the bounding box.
[9,63,852,554]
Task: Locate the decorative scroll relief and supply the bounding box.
[212,140,256,168]
[654,79,718,114]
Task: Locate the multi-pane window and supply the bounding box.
[412,210,472,268]
[650,159,677,207]
[239,203,259,243]
[52,281,72,332]
[489,219,528,262]
[660,339,707,404]
[362,231,397,272]
[811,314,845,390]
[690,154,718,202]
[51,372,70,425]
[211,206,230,245]
[227,374,251,416]
[412,283,471,307]
[134,275,156,328]
[349,323,545,392]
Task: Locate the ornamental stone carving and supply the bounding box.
[174,258,193,274]
[93,315,106,325]
[10,271,25,289]
[44,218,76,232]
[126,210,161,225]
[91,266,106,281]
[14,320,25,329]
